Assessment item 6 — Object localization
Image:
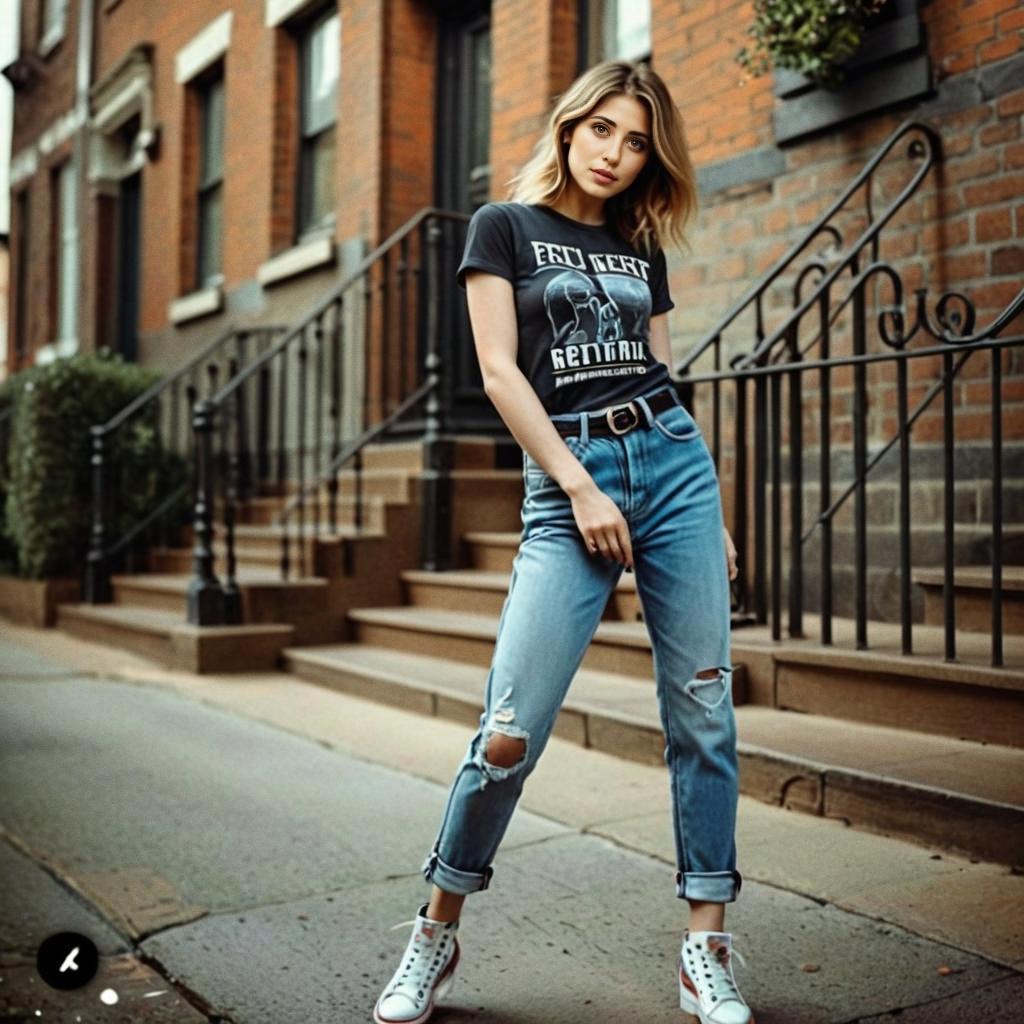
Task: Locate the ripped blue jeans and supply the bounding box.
[421,383,742,904]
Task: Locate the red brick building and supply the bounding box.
[4,0,1021,371]
[4,0,1024,602]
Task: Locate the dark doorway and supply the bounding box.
[434,0,502,433]
[115,170,142,363]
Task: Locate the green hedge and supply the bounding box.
[1,350,190,580]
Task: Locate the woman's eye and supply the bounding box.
[592,124,645,150]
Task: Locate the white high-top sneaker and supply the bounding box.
[678,929,754,1024]
[373,903,460,1024]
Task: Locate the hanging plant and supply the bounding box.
[736,0,891,91]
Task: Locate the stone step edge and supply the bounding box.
[345,604,1023,686]
[281,645,1023,867]
[400,567,638,594]
[57,603,296,640]
[110,574,329,595]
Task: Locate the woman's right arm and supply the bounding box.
[465,270,634,570]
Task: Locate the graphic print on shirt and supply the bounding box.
[534,240,653,390]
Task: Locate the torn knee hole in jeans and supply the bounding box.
[475,719,530,790]
[684,666,733,716]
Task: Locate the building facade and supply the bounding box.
[4,0,1021,369]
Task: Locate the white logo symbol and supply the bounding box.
[59,947,80,973]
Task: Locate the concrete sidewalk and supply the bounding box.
[1,622,1021,1023]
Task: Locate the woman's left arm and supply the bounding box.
[649,314,739,583]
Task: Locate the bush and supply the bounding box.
[2,350,190,580]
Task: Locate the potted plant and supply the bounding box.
[736,0,891,91]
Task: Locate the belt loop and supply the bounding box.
[580,410,590,444]
[633,393,656,428]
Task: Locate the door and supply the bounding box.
[115,170,142,362]
[434,0,500,432]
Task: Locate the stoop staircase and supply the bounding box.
[280,439,1024,873]
[48,124,1024,875]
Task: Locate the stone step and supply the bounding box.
[240,482,407,520]
[912,565,1024,634]
[282,642,1024,868]
[108,572,336,645]
[400,568,642,621]
[346,605,679,685]
[462,531,520,572]
[256,436,508,475]
[56,603,294,673]
[344,604,1024,747]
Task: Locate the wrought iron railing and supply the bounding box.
[186,209,468,625]
[84,323,285,603]
[673,118,1024,668]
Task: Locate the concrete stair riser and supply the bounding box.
[400,571,644,622]
[921,589,1023,634]
[282,647,1022,868]
[349,617,657,679]
[776,661,1024,748]
[59,607,172,664]
[57,604,295,672]
[237,498,389,529]
[464,533,518,572]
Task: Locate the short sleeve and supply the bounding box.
[456,203,517,289]
[649,247,675,316]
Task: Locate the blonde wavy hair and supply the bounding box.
[506,59,697,260]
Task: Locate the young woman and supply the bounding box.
[374,59,751,1024]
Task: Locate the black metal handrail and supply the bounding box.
[186,208,467,624]
[84,323,285,602]
[675,119,942,469]
[679,260,1024,671]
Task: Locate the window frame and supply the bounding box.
[38,0,68,57]
[294,4,339,241]
[51,158,78,347]
[577,0,651,73]
[195,62,226,290]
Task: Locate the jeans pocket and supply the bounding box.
[523,434,587,489]
[652,405,702,442]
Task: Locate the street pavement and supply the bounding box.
[1,624,1022,1023]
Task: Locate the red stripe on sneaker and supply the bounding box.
[679,966,699,998]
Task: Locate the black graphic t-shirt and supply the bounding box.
[456,202,675,415]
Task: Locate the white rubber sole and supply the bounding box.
[372,942,458,1024]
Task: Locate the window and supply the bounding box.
[14,189,31,362]
[52,160,78,347]
[578,0,651,71]
[196,66,225,287]
[39,0,68,55]
[296,7,339,238]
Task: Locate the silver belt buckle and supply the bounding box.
[605,400,640,435]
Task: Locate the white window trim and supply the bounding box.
[35,337,79,365]
[265,0,327,28]
[257,234,334,287]
[175,11,232,85]
[168,284,224,326]
[38,0,68,58]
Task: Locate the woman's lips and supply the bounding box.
[591,168,616,184]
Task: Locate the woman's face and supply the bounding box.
[562,93,652,201]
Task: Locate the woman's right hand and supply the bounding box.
[568,482,634,571]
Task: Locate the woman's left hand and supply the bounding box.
[723,526,739,581]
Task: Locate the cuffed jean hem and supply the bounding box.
[676,869,743,904]
[421,846,494,896]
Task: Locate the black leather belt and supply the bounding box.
[553,388,678,439]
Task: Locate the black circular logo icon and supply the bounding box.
[37,932,99,991]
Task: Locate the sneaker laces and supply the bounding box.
[704,937,745,1003]
[384,915,455,998]
[687,935,748,1005]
